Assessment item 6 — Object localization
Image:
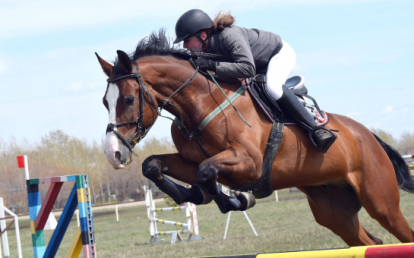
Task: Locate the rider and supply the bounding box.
[173,9,336,153]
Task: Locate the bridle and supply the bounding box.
[106,65,159,157]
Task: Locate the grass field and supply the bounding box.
[3,189,414,257]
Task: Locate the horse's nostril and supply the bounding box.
[115,151,121,161]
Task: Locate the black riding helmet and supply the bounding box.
[174,9,213,44]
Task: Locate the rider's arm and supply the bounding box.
[214,28,256,79]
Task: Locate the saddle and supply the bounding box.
[247,74,329,126]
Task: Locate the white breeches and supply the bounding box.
[266,40,296,100]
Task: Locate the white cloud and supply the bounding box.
[380,105,394,114]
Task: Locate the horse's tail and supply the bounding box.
[373,133,414,194]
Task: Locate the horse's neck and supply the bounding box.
[143,58,232,130]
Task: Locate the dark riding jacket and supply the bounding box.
[206,26,283,79]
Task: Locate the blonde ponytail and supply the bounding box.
[213,11,235,32]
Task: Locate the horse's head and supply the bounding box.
[96,50,159,169]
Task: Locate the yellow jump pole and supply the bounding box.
[66,227,82,258]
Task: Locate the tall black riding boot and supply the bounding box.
[275,86,337,153]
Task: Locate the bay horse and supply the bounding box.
[96,30,414,246]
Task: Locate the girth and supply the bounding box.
[236,121,283,198]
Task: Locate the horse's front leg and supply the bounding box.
[142,153,212,205]
[198,144,258,214]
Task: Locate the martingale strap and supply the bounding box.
[173,84,247,158]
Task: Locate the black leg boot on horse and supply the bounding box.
[275,86,337,153]
[142,156,213,205]
[198,161,256,214]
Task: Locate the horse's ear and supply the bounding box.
[95,52,113,77]
[117,50,133,73]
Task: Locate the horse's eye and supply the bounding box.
[125,96,135,106]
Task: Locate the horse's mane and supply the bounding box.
[112,29,191,74]
[132,29,191,62]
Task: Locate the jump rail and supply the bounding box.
[202,243,414,258]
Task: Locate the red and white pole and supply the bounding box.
[16,155,29,180]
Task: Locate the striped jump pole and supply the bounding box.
[204,243,414,258]
[20,154,96,258]
[144,187,201,244]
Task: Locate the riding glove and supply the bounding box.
[195,58,216,72]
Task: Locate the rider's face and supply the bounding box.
[183,36,202,51]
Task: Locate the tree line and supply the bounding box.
[0,130,175,214]
[0,129,413,214]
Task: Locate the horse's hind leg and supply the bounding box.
[349,165,414,243]
[301,183,382,246]
[142,153,212,205]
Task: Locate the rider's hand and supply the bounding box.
[195,58,216,72]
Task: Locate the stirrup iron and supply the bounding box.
[309,127,337,153]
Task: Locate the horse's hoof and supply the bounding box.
[213,192,241,214]
[235,191,256,211]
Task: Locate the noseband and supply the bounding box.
[106,66,159,156]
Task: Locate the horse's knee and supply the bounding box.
[198,161,219,194]
[142,156,162,181]
[198,161,218,183]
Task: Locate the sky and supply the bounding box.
[1,0,413,147]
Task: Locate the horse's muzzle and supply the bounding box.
[105,131,132,169]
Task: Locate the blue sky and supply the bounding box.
[1,0,413,146]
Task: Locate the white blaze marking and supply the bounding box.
[105,83,122,167]
[106,83,119,124]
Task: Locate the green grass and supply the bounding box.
[3,189,414,258]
